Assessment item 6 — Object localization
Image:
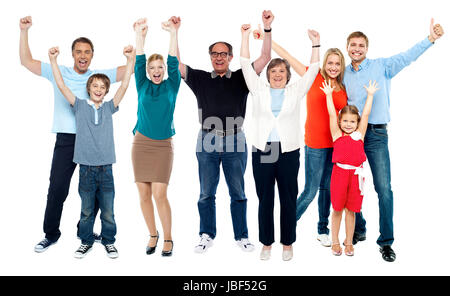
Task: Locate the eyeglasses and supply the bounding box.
[210,52,229,58]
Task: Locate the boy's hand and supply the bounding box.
[253,24,265,41]
[320,80,335,96]
[364,80,379,96]
[133,18,148,37]
[262,10,274,30]
[241,24,252,36]
[48,47,60,60]
[123,45,135,59]
[20,16,32,31]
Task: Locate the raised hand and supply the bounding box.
[19,16,32,31]
[320,80,335,96]
[241,24,252,35]
[363,80,379,96]
[429,18,444,42]
[133,18,148,37]
[168,16,181,31]
[308,29,320,46]
[262,10,274,29]
[48,47,60,60]
[161,20,176,33]
[253,24,265,40]
[123,45,135,59]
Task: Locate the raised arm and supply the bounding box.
[161,19,178,56]
[48,47,76,105]
[252,10,273,74]
[133,18,148,56]
[240,24,259,94]
[19,16,42,75]
[320,80,341,141]
[358,80,379,138]
[113,46,136,107]
[167,16,186,79]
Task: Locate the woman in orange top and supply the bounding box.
[253,28,347,247]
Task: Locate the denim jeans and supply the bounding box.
[355,125,394,247]
[296,146,333,235]
[78,164,116,246]
[196,130,248,240]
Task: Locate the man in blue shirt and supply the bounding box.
[343,19,444,262]
[19,16,130,253]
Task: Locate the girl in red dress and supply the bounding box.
[321,80,378,256]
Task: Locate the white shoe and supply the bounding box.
[260,248,271,260]
[282,248,293,261]
[317,234,331,247]
[236,238,255,252]
[194,233,213,253]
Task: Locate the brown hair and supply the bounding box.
[86,74,110,96]
[346,31,369,48]
[321,48,346,90]
[71,37,94,52]
[266,58,291,84]
[339,105,361,124]
[208,41,233,56]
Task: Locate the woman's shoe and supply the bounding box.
[260,248,271,261]
[343,243,354,256]
[146,231,159,255]
[331,242,342,256]
[282,248,293,261]
[161,240,173,257]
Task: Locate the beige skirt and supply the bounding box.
[132,131,174,184]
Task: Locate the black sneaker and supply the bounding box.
[74,244,93,259]
[105,244,119,259]
[352,232,366,245]
[34,238,57,253]
[77,233,102,243]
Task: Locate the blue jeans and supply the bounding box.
[196,130,248,240]
[296,146,333,235]
[355,125,394,247]
[78,165,116,246]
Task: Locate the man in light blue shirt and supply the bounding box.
[343,19,444,262]
[19,16,130,253]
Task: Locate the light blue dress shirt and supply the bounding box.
[268,88,285,142]
[343,37,433,124]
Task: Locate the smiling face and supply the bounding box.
[347,37,368,65]
[88,78,107,103]
[209,43,232,75]
[324,54,342,79]
[339,113,359,134]
[72,42,93,74]
[268,64,288,89]
[147,58,166,84]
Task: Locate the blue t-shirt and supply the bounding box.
[71,98,118,166]
[268,88,285,142]
[41,63,117,134]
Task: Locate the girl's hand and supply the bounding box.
[133,18,148,37]
[123,45,135,59]
[253,24,265,40]
[241,24,251,35]
[320,80,334,96]
[48,47,59,60]
[364,80,379,96]
[308,29,320,46]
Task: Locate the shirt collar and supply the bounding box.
[211,69,232,79]
[86,99,104,108]
[351,58,369,72]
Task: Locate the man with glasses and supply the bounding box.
[171,11,273,253]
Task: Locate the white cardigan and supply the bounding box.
[240,57,319,153]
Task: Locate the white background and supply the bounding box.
[1,0,449,276]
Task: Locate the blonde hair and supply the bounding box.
[147,54,165,66]
[320,48,346,90]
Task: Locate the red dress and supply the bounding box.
[330,132,366,212]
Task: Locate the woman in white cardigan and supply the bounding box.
[240,24,320,261]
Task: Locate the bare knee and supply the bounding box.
[137,182,152,203]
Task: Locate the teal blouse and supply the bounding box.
[133,54,181,140]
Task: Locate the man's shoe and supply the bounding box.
[34,238,57,253]
[352,232,366,245]
[194,233,213,254]
[74,244,93,259]
[105,244,119,259]
[236,238,255,252]
[317,234,332,247]
[380,245,396,262]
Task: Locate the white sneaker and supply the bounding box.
[317,234,331,247]
[236,238,255,252]
[282,249,293,261]
[260,248,271,260]
[194,233,213,253]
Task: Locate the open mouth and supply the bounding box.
[152,74,162,82]
[78,59,88,67]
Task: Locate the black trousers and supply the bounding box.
[43,133,99,242]
[252,143,299,246]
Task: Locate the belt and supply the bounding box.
[336,163,365,195]
[368,123,387,129]
[202,127,242,137]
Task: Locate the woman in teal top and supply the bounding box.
[131,17,181,257]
